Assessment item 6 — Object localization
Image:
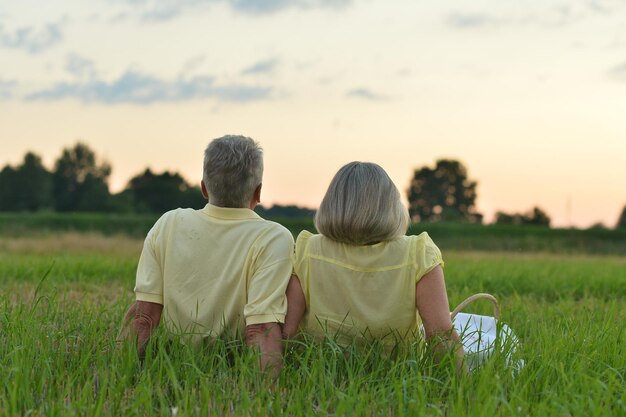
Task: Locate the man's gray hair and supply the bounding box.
[315,162,410,245]
[203,135,263,208]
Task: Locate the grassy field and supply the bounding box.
[1,232,625,416]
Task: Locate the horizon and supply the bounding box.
[2,0,626,228]
[2,140,623,229]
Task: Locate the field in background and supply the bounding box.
[1,226,625,415]
[2,211,626,254]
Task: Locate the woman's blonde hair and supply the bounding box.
[315,162,410,245]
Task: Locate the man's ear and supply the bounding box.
[249,183,262,209]
[201,181,209,199]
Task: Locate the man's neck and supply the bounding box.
[208,201,252,210]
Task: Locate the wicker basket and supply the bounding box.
[451,293,500,321]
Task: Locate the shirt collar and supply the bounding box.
[201,203,261,220]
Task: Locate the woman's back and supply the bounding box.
[284,161,461,369]
[293,230,443,344]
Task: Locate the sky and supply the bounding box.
[1,0,625,228]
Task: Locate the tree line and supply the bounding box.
[406,159,625,229]
[407,159,554,227]
[0,143,314,218]
[1,143,624,228]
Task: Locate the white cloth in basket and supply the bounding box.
[453,312,524,372]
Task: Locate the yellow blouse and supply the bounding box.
[292,230,444,344]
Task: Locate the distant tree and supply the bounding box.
[179,186,206,210]
[126,168,205,213]
[495,206,551,227]
[588,222,608,230]
[527,207,551,226]
[53,143,112,212]
[0,152,52,211]
[494,211,517,225]
[407,159,481,223]
[15,152,53,211]
[109,189,135,213]
[255,204,316,218]
[0,165,18,211]
[617,205,626,229]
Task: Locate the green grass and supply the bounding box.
[1,233,625,416]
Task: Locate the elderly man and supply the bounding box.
[120,135,294,375]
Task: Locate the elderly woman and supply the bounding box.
[284,162,463,364]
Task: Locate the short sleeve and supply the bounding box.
[244,226,295,326]
[414,232,444,283]
[134,217,165,305]
[292,230,313,277]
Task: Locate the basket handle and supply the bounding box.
[451,293,500,321]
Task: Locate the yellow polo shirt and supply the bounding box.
[134,204,294,339]
[293,231,444,344]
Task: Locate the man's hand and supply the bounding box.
[118,301,163,359]
[245,322,283,379]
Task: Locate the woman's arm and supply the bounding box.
[415,265,464,371]
[283,274,306,339]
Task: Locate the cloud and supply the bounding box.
[586,0,626,15]
[141,3,195,21]
[109,0,351,22]
[232,0,293,14]
[180,54,207,77]
[65,54,97,80]
[241,58,278,75]
[108,12,132,24]
[607,61,626,82]
[446,13,503,29]
[0,21,63,53]
[447,2,621,31]
[232,0,351,15]
[346,88,388,101]
[26,70,272,104]
[0,79,16,99]
[104,0,211,22]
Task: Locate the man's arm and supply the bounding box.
[244,226,295,378]
[245,322,283,379]
[118,301,163,359]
